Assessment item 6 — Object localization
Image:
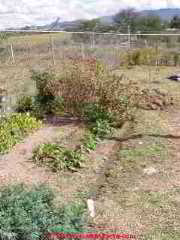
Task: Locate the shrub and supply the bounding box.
[0,113,42,153]
[31,70,55,102]
[32,143,84,172]
[0,184,86,240]
[31,58,140,126]
[83,103,111,123]
[49,96,65,116]
[17,71,64,117]
[31,70,56,115]
[123,48,157,66]
[16,96,34,113]
[121,48,176,66]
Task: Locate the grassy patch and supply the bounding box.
[0,113,42,154]
[118,139,167,172]
[8,33,67,46]
[135,109,168,135]
[32,143,84,172]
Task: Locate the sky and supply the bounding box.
[2,0,180,29]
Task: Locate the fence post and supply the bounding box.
[81,43,85,59]
[91,32,95,49]
[26,40,31,63]
[128,25,131,49]
[10,44,15,64]
[49,35,55,66]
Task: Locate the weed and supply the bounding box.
[0,113,42,154]
[90,119,114,138]
[82,132,99,152]
[32,143,84,172]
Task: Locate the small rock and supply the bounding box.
[139,141,143,145]
[87,199,95,218]
[143,167,158,176]
[1,96,6,102]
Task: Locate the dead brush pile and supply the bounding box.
[139,88,174,110]
[31,57,141,126]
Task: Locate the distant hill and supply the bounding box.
[18,8,180,31]
[140,8,180,21]
[41,19,85,31]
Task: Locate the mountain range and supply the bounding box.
[20,8,180,31]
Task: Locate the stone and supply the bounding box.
[143,167,158,176]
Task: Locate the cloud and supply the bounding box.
[1,0,180,29]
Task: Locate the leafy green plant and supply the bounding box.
[83,103,111,123]
[32,143,84,172]
[90,119,114,138]
[0,184,86,240]
[0,113,42,154]
[82,132,99,152]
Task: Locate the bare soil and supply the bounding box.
[0,123,80,186]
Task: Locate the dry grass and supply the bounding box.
[116,65,180,104]
[7,32,68,45]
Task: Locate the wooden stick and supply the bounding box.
[10,44,15,64]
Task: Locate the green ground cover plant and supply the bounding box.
[0,113,42,154]
[0,184,86,240]
[32,143,84,172]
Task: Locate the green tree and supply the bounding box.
[136,16,164,32]
[79,19,100,31]
[170,15,180,28]
[113,8,140,32]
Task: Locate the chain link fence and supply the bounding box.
[1,31,180,67]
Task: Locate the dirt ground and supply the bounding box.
[0,106,180,239]
[1,64,180,239]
